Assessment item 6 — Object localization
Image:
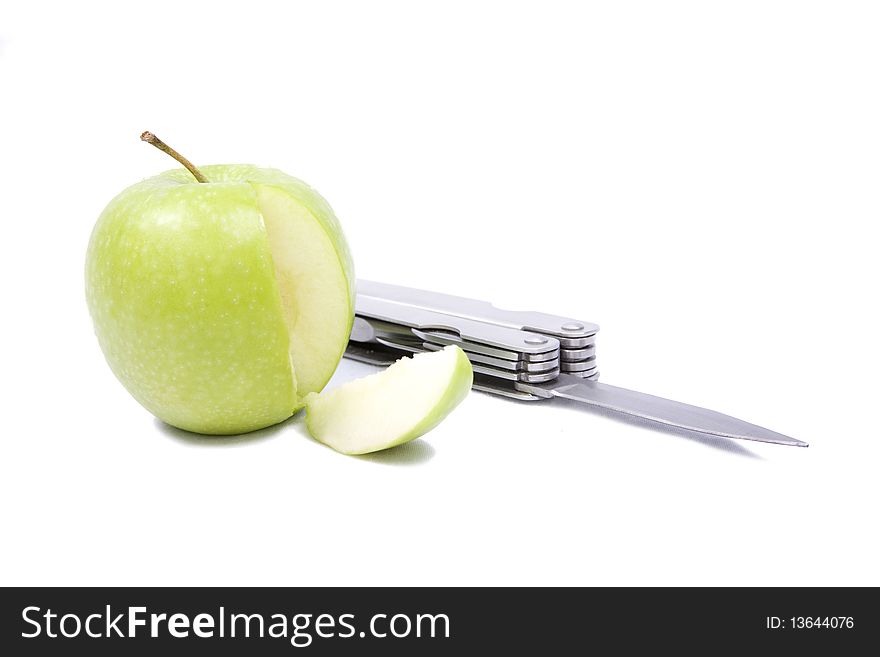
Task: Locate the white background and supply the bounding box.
[1,1,878,586]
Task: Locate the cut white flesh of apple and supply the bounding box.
[305,345,473,455]
[256,183,353,399]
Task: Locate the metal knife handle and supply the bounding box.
[358,280,599,342]
[343,342,548,401]
[354,295,560,355]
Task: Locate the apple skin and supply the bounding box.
[305,345,474,455]
[386,346,474,450]
[85,165,354,434]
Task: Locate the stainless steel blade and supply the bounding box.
[517,375,807,447]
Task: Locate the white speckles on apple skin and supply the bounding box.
[86,165,355,435]
[86,177,296,434]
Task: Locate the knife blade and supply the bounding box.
[518,374,807,447]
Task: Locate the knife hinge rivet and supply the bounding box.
[562,322,584,332]
[524,336,548,345]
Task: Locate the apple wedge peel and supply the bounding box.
[305,346,473,455]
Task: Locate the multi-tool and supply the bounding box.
[345,280,807,447]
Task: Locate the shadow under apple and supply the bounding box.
[153,413,300,447]
[154,414,436,465]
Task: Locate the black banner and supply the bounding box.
[0,587,873,654]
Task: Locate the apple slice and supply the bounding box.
[255,182,354,400]
[305,346,473,455]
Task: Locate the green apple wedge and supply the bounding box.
[305,345,473,455]
[85,133,354,434]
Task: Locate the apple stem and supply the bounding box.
[140,131,209,183]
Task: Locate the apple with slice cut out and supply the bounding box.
[305,345,473,454]
[85,133,354,434]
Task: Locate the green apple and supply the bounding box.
[85,134,354,434]
[305,345,473,455]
